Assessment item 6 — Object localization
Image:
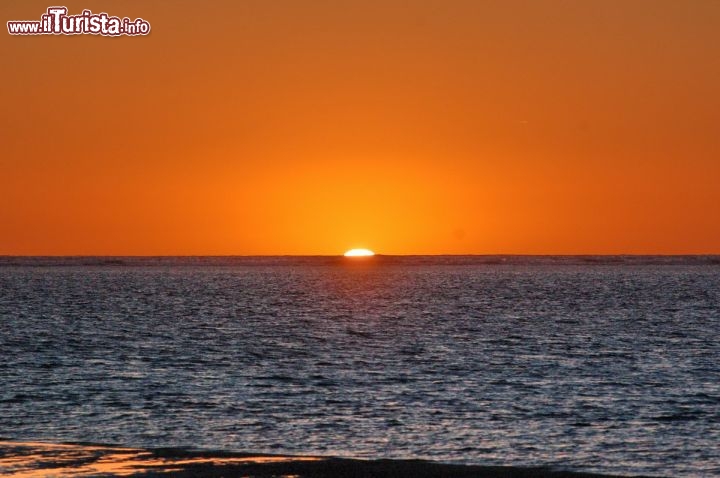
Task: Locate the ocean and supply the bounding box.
[1,256,718,477]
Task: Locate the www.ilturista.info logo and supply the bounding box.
[7,7,150,36]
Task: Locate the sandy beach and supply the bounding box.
[0,441,654,478]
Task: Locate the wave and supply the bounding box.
[0,440,652,477]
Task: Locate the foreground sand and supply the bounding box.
[0,441,650,478]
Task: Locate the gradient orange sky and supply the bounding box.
[2,0,719,255]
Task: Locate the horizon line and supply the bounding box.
[2,253,720,258]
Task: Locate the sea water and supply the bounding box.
[1,256,718,477]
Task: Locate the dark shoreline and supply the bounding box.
[0,440,658,478]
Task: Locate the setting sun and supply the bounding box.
[344,249,375,257]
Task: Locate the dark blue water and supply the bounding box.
[1,257,719,477]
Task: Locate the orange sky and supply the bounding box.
[2,0,719,255]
